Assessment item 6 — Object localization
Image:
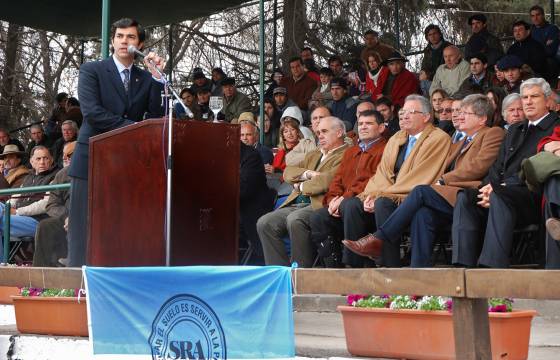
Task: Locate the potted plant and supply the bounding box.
[12,287,88,337]
[339,295,536,360]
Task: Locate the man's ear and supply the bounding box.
[137,41,145,52]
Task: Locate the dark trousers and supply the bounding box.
[545,176,560,269]
[68,177,88,267]
[453,186,538,268]
[310,197,376,267]
[373,197,401,267]
[376,185,454,267]
[33,217,67,267]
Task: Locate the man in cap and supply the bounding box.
[430,45,470,97]
[507,20,547,78]
[497,55,531,94]
[327,78,359,129]
[222,77,252,123]
[464,13,504,68]
[376,51,419,108]
[280,57,318,112]
[273,87,297,114]
[456,53,494,97]
[189,70,211,95]
[360,29,395,64]
[0,145,30,189]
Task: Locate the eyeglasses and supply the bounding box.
[456,111,477,116]
[398,109,425,116]
[439,108,453,113]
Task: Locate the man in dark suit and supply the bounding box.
[68,18,165,266]
[452,78,560,268]
[343,94,504,267]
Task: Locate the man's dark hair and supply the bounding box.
[424,24,442,39]
[358,109,384,125]
[111,18,145,43]
[328,55,343,65]
[289,56,303,65]
[319,67,334,76]
[67,97,80,107]
[301,47,313,54]
[364,29,379,37]
[374,96,393,108]
[55,92,68,103]
[529,5,545,15]
[467,52,488,64]
[30,145,52,158]
[512,20,531,30]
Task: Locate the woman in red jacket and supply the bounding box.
[364,51,388,101]
[265,118,304,175]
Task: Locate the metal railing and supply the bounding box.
[1,183,71,263]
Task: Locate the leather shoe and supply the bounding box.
[546,217,560,241]
[342,234,383,260]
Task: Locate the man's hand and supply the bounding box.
[143,52,166,79]
[10,207,16,215]
[328,196,344,217]
[363,195,375,213]
[64,217,69,232]
[544,140,560,154]
[304,170,321,179]
[264,164,274,174]
[477,183,493,208]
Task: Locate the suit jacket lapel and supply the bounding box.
[105,59,127,103]
[129,65,146,106]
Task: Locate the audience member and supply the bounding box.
[280,57,318,112]
[310,67,334,108]
[303,59,321,83]
[485,87,507,127]
[0,145,29,189]
[263,98,281,144]
[529,5,559,85]
[264,68,284,99]
[310,110,387,267]
[328,55,345,78]
[374,97,399,136]
[501,93,525,130]
[496,55,531,94]
[240,120,273,165]
[360,29,395,64]
[0,128,25,153]
[64,97,83,127]
[267,118,304,178]
[464,13,504,67]
[437,98,456,136]
[32,141,75,267]
[341,95,451,267]
[352,101,376,133]
[344,94,504,267]
[190,70,211,95]
[452,78,560,268]
[196,87,213,121]
[327,78,359,129]
[44,92,69,140]
[257,116,348,267]
[301,47,314,62]
[507,20,547,77]
[376,51,419,108]
[175,88,201,119]
[364,51,387,101]
[51,120,78,169]
[222,77,252,123]
[457,53,494,97]
[26,125,53,160]
[421,24,453,80]
[450,99,466,143]
[210,67,226,97]
[280,106,314,139]
[273,87,297,114]
[431,88,449,124]
[430,46,470,97]
[285,106,330,167]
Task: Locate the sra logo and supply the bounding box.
[149,294,226,359]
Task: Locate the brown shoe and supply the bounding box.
[342,234,383,260]
[546,217,560,241]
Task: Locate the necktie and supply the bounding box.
[453,131,465,144]
[404,136,417,160]
[122,68,130,93]
[460,136,472,152]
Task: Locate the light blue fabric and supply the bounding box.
[84,266,294,359]
[0,202,38,237]
[404,136,417,160]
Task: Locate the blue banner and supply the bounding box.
[84,266,294,359]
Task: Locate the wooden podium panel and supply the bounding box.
[87,119,240,266]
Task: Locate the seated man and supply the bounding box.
[456,53,493,97]
[285,106,331,166]
[502,93,525,130]
[26,125,53,160]
[32,142,75,267]
[310,110,387,267]
[0,146,57,248]
[497,55,531,94]
[51,120,78,169]
[0,145,30,189]
[338,95,451,267]
[222,77,252,123]
[343,94,504,267]
[280,57,318,112]
[452,78,560,268]
[437,98,455,136]
[374,97,399,136]
[376,52,419,108]
[240,120,273,165]
[256,116,348,267]
[430,46,470,97]
[327,78,359,129]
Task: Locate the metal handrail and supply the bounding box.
[2,183,71,263]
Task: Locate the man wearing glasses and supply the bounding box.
[340,95,450,266]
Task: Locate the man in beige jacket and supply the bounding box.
[257,116,348,267]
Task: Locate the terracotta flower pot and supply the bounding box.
[338,305,536,360]
[0,286,20,304]
[12,296,88,337]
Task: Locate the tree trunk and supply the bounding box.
[0,23,22,130]
[281,0,307,70]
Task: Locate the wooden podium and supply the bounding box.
[87,119,240,266]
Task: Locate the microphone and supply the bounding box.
[127,45,146,58]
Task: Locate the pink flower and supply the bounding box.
[346,294,367,305]
[445,299,453,312]
[489,304,507,312]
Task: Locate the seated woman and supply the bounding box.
[265,118,304,195]
[430,88,449,126]
[364,51,388,101]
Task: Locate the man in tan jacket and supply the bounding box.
[340,94,451,267]
[344,94,504,267]
[257,116,348,267]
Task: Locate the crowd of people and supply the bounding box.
[2,7,560,269]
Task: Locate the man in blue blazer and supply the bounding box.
[67,18,165,266]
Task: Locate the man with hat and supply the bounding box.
[430,45,470,97]
[280,57,318,112]
[360,29,395,64]
[222,77,252,123]
[497,54,531,94]
[272,87,297,114]
[375,51,419,108]
[507,20,547,78]
[456,53,494,97]
[189,69,211,95]
[327,78,359,129]
[464,13,504,68]
[0,144,29,189]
